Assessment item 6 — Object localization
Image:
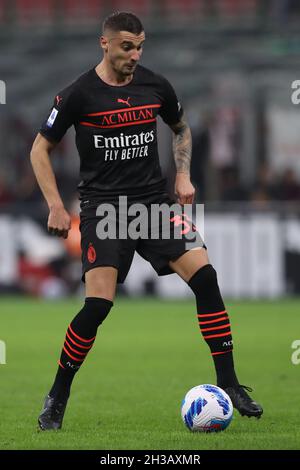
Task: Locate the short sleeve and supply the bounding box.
[39,84,79,143]
[158,75,184,126]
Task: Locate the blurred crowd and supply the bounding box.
[0,114,78,208]
[1,0,300,26]
[190,107,300,206]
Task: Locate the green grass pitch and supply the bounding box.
[0,296,299,450]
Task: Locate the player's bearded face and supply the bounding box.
[107,31,145,76]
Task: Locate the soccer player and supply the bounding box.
[30,12,263,430]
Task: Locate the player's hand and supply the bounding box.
[47,204,71,239]
[175,172,195,205]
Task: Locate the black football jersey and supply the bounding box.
[39,65,183,202]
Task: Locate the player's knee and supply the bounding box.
[85,270,117,301]
[84,297,113,325]
[188,264,218,294]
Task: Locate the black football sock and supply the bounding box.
[49,297,113,401]
[188,264,239,388]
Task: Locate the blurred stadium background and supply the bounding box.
[1,0,300,300]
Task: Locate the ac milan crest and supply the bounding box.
[87,242,96,263]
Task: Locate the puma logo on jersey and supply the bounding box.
[117,97,131,107]
[56,95,62,106]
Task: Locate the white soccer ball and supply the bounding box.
[181,384,233,432]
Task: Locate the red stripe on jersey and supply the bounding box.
[80,118,156,129]
[85,104,161,116]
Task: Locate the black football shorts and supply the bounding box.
[80,196,205,284]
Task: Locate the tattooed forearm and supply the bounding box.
[170,114,192,174]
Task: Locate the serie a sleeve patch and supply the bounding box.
[46,107,58,128]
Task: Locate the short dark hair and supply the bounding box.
[102,12,144,35]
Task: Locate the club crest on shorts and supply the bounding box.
[87,242,96,263]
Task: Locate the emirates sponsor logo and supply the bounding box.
[94,130,155,149]
[93,130,155,161]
